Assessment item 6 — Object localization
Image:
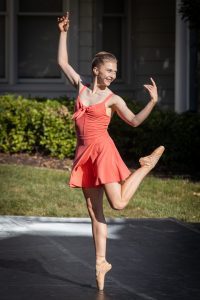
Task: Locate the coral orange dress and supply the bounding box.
[69,85,131,188]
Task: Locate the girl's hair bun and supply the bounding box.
[92,52,117,69]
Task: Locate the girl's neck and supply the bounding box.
[90,80,107,94]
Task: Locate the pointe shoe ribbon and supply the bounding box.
[139,145,165,169]
[96,260,112,291]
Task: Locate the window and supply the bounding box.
[0,0,6,79]
[101,0,128,80]
[18,0,63,79]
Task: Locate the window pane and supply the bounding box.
[103,17,122,78]
[0,16,5,78]
[19,0,62,13]
[103,0,124,14]
[0,0,6,11]
[18,16,60,79]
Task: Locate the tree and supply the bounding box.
[179,0,200,30]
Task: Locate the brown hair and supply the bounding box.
[92,51,117,70]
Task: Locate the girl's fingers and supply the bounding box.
[58,14,69,21]
[144,85,153,89]
[65,12,69,21]
[143,85,151,91]
[150,77,156,86]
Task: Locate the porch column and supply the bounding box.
[175,0,190,113]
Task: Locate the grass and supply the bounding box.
[0,164,200,222]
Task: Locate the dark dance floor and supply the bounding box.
[0,216,199,300]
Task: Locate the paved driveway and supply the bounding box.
[0,216,199,300]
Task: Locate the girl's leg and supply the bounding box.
[83,187,106,260]
[104,145,165,210]
[82,187,111,290]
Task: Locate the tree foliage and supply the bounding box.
[179,0,200,29]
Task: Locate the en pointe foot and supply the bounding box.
[139,146,165,170]
[96,260,112,291]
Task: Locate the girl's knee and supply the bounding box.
[110,202,125,211]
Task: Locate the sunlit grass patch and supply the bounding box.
[0,164,199,222]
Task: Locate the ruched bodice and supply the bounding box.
[72,85,112,145]
[69,85,131,188]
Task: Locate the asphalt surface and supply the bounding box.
[0,216,199,300]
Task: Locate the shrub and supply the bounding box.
[0,95,43,152]
[0,95,76,158]
[0,95,199,176]
[109,100,200,176]
[40,100,76,159]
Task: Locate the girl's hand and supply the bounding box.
[57,12,70,32]
[143,78,158,104]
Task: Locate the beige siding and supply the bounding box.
[0,0,181,110]
[131,0,176,109]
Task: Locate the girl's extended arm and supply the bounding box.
[112,78,158,127]
[57,12,80,88]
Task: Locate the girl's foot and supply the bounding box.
[139,146,165,170]
[96,260,112,291]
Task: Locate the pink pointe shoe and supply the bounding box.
[139,146,165,170]
[96,260,112,291]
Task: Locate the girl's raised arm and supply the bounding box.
[112,78,158,127]
[57,12,80,88]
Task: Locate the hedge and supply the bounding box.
[0,95,76,159]
[0,94,199,176]
[109,101,200,176]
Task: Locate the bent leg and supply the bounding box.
[104,166,150,210]
[104,146,165,210]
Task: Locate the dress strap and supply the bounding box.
[102,93,114,104]
[78,85,87,97]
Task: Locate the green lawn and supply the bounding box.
[0,164,200,222]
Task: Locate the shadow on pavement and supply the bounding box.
[0,216,199,300]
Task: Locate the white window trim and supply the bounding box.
[0,0,79,94]
[17,0,66,83]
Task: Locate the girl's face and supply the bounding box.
[94,60,117,87]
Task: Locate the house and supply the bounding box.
[0,0,198,112]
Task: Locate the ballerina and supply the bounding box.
[57,12,165,291]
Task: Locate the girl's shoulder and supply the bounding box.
[107,93,122,105]
[75,77,90,98]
